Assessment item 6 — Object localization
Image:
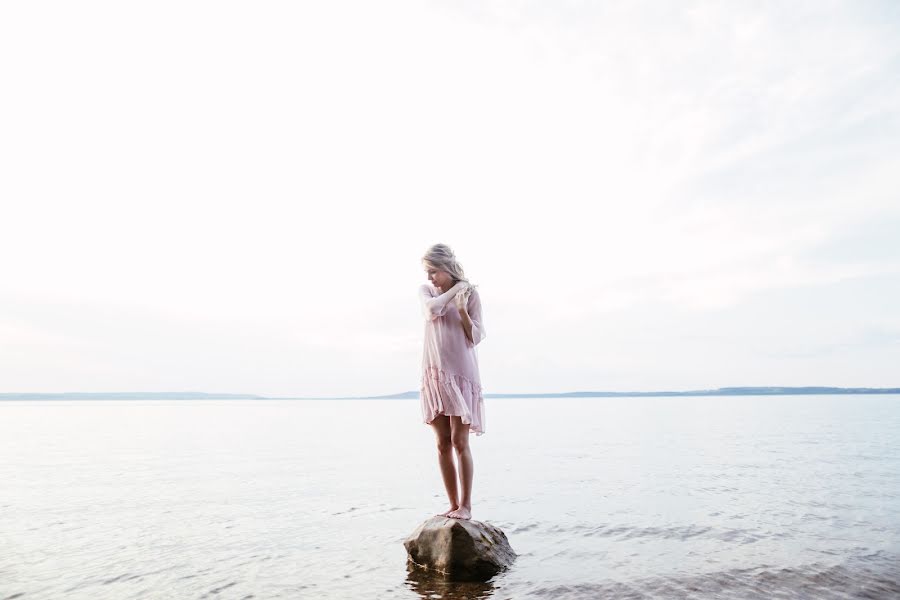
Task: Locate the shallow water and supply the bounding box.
[2,395,899,599]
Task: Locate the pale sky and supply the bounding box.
[2,1,899,396]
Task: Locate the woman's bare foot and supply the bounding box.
[446,506,472,520]
[436,506,459,517]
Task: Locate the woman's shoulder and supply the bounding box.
[467,284,483,307]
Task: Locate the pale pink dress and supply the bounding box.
[418,283,487,435]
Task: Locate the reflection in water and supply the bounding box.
[405,562,497,600]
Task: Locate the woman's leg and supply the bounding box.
[446,417,473,520]
[430,414,459,516]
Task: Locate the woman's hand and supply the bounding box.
[454,285,472,312]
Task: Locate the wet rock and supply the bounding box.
[404,516,516,581]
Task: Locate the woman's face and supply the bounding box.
[425,265,453,291]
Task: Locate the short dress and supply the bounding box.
[418,283,487,435]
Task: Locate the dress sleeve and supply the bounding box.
[466,288,486,346]
[419,283,459,320]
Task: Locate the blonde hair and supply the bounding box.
[422,243,478,290]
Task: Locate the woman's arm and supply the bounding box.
[456,288,486,346]
[420,281,468,320]
[459,308,475,344]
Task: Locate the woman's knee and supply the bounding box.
[451,433,469,453]
[436,437,453,455]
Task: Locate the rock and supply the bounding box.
[404,516,516,581]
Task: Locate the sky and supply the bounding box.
[1,1,899,396]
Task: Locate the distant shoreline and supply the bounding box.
[2,387,899,401]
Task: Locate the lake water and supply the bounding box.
[2,395,899,599]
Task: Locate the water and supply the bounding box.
[2,395,899,599]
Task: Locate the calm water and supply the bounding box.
[2,395,899,599]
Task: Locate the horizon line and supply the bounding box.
[2,386,900,401]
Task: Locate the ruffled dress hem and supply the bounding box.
[420,365,485,435]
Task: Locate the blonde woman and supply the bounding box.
[419,243,486,520]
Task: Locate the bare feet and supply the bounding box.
[446,506,472,520]
[436,506,459,517]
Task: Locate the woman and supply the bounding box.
[419,243,486,520]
